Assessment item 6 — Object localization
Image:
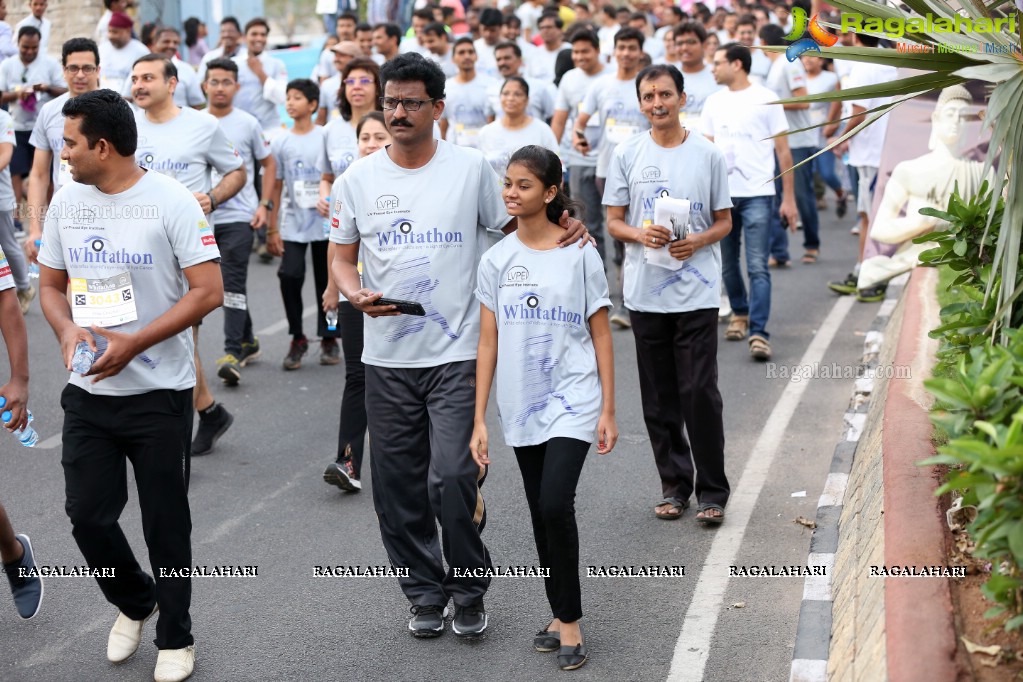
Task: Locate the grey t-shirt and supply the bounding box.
[766,56,816,149]
[0,54,64,131]
[98,39,150,94]
[37,170,221,396]
[580,73,651,178]
[29,91,71,192]
[604,132,732,313]
[679,66,722,132]
[317,117,358,177]
[318,75,341,118]
[273,127,328,243]
[442,74,496,149]
[554,66,607,168]
[234,52,288,131]
[330,140,509,368]
[477,118,559,182]
[210,108,270,225]
[133,107,244,226]
[475,233,611,447]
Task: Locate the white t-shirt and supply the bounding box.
[133,107,244,224]
[426,47,458,78]
[765,56,815,149]
[197,45,247,81]
[98,39,150,95]
[806,70,839,147]
[475,233,611,446]
[679,66,722,132]
[319,75,341,119]
[749,49,771,85]
[0,109,16,211]
[604,132,732,313]
[597,25,618,60]
[515,3,544,35]
[330,140,509,368]
[527,42,570,83]
[478,117,559,181]
[847,62,897,168]
[443,74,497,148]
[29,91,71,192]
[14,15,49,53]
[554,66,607,168]
[317,117,358,178]
[234,51,288,131]
[580,72,651,177]
[473,38,501,79]
[273,127,329,243]
[487,75,556,123]
[0,53,63,131]
[701,83,788,198]
[37,171,220,396]
[210,108,270,225]
[0,244,13,290]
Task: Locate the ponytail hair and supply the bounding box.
[507,145,581,224]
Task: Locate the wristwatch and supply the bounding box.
[260,199,275,210]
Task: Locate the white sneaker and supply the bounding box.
[154,645,195,682]
[107,604,158,663]
[718,294,732,321]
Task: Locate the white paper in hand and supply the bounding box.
[644,197,691,271]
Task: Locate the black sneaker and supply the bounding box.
[238,337,261,367]
[192,404,234,456]
[4,534,43,619]
[452,600,487,637]
[323,455,362,492]
[827,272,858,295]
[409,604,447,638]
[283,338,308,370]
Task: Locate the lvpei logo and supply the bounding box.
[784,7,839,61]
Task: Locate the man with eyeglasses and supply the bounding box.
[330,52,588,639]
[202,57,276,386]
[23,38,100,267]
[673,22,722,134]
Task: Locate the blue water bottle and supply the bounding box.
[28,240,41,279]
[0,396,38,447]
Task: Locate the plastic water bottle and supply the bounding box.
[326,309,338,332]
[71,341,97,374]
[0,397,38,447]
[28,240,41,279]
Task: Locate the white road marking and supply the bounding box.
[254,304,317,337]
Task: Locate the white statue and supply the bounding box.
[858,85,988,289]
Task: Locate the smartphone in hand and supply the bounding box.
[374,298,426,316]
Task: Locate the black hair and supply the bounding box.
[286,78,320,107]
[62,37,99,67]
[507,146,580,223]
[338,11,358,25]
[479,8,503,27]
[856,33,881,47]
[339,58,382,121]
[539,11,563,29]
[380,52,446,101]
[62,89,137,156]
[674,21,707,42]
[719,42,751,73]
[503,14,522,28]
[636,64,685,99]
[554,49,574,87]
[356,110,387,138]
[667,7,685,20]
[221,16,241,32]
[133,53,177,80]
[758,23,786,47]
[602,4,616,18]
[140,22,158,47]
[156,26,180,40]
[628,11,648,25]
[203,57,238,79]
[412,8,435,22]
[500,76,529,97]
[356,22,373,33]
[453,36,475,50]
[736,13,756,28]
[423,21,448,39]
[375,23,402,42]
[17,26,41,42]
[244,17,270,34]
[184,17,200,48]
[614,26,645,49]
[568,29,599,50]
[494,40,522,58]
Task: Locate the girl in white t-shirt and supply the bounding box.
[470,145,617,672]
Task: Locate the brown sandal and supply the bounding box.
[801,250,819,264]
[749,335,771,361]
[724,314,748,341]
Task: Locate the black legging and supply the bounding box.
[336,301,367,475]
[513,437,589,623]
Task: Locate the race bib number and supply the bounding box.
[58,159,73,186]
[605,120,639,144]
[293,180,319,210]
[70,272,138,328]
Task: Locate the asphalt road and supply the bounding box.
[0,204,879,682]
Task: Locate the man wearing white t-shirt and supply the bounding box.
[551,30,607,259]
[130,54,246,456]
[13,0,48,53]
[735,15,769,84]
[197,16,246,80]
[527,11,571,83]
[37,89,224,682]
[97,11,148,94]
[701,43,797,361]
[515,0,545,42]
[330,52,586,639]
[421,21,457,78]
[147,27,205,110]
[489,41,555,121]
[673,22,722,132]
[25,38,100,266]
[605,63,733,524]
[440,37,495,148]
[473,8,503,79]
[235,18,288,135]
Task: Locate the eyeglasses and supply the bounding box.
[379,97,437,111]
[206,79,236,87]
[345,77,373,86]
[675,38,700,46]
[64,65,98,75]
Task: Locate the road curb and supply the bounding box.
[788,272,908,682]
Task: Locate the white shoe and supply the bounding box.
[107,604,158,663]
[718,294,732,321]
[154,645,195,682]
